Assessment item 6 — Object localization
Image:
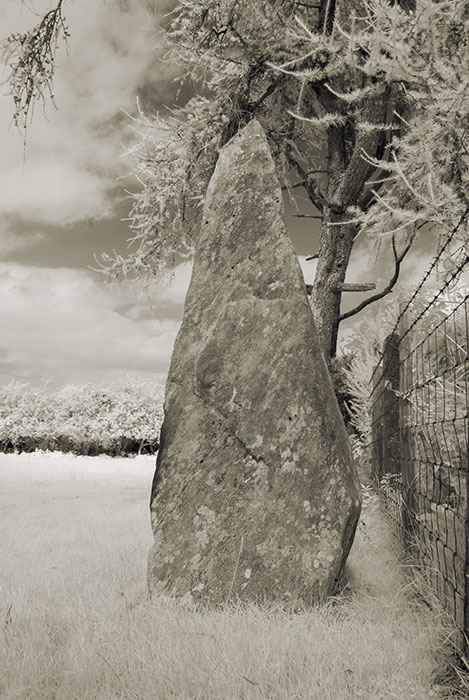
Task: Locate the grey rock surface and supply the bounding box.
[148,119,361,605]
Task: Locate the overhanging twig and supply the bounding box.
[293,213,323,219]
[336,282,376,292]
[339,231,416,321]
[286,153,327,213]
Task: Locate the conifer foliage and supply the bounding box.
[106,0,469,356]
[3,1,468,357]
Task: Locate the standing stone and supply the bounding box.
[148,119,361,605]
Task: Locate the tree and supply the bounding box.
[3,0,469,359]
[0,379,164,454]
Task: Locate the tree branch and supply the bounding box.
[320,0,336,35]
[358,85,406,211]
[287,153,327,213]
[335,282,376,292]
[337,93,389,208]
[250,75,285,111]
[339,231,416,321]
[293,213,323,219]
[3,0,69,138]
[282,170,327,191]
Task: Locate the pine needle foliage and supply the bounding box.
[3,1,468,355]
[102,0,469,283]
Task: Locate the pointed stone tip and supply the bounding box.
[223,118,269,154]
[235,118,264,138]
[202,117,283,251]
[148,107,361,605]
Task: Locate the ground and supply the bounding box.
[0,452,464,700]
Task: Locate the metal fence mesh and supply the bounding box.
[370,289,469,654]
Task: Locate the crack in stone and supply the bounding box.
[148,120,361,603]
[192,387,263,467]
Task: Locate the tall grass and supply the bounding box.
[337,298,399,484]
[340,290,469,676]
[0,452,464,699]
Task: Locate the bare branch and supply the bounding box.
[282,170,327,191]
[335,282,376,292]
[293,213,323,219]
[339,231,416,322]
[287,152,327,213]
[250,75,285,111]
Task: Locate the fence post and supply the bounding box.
[382,332,401,477]
[398,310,417,539]
[465,391,469,659]
[372,332,401,482]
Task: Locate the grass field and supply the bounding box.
[0,452,465,699]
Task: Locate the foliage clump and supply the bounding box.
[2,0,69,136]
[107,0,469,287]
[2,1,468,356]
[0,379,164,456]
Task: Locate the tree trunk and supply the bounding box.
[307,64,390,359]
[311,209,358,359]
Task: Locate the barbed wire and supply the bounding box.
[370,207,469,380]
[400,290,469,366]
[370,291,469,653]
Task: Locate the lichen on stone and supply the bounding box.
[147,119,361,605]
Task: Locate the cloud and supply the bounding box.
[0,0,169,227]
[109,261,192,323]
[0,162,116,225]
[0,262,184,386]
[0,225,48,258]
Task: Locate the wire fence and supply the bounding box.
[370,239,469,656]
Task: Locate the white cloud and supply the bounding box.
[0,226,48,258]
[0,0,164,226]
[0,161,115,225]
[146,261,193,310]
[0,262,185,386]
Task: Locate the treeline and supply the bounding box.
[0,380,164,456]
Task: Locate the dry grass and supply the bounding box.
[0,452,464,700]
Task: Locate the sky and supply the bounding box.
[0,0,454,389]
